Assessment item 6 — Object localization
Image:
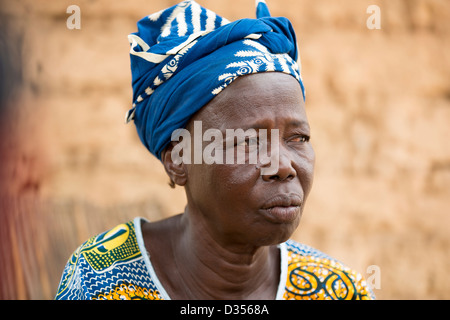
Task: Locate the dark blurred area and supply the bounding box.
[1,3,28,299]
[0,2,39,299]
[0,19,22,109]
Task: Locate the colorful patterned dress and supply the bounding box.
[55,218,375,300]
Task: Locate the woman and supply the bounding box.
[55,0,375,300]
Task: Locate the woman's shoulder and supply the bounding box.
[75,219,142,264]
[55,218,162,300]
[282,239,376,300]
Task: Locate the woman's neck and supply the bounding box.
[168,212,281,300]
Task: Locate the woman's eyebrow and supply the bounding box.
[286,119,310,130]
[239,119,310,131]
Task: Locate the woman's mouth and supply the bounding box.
[260,194,303,223]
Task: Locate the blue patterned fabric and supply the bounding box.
[125,0,305,160]
[55,218,375,300]
[54,221,163,300]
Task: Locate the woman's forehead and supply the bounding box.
[190,72,307,130]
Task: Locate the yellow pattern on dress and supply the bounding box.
[94,283,163,300]
[80,223,141,271]
[283,250,372,300]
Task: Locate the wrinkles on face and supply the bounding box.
[177,72,314,248]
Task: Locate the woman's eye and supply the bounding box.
[290,135,310,143]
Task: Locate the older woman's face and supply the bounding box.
[183,72,315,249]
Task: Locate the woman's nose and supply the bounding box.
[260,145,296,182]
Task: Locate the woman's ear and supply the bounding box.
[161,141,188,187]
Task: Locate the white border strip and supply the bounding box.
[276,242,288,300]
[134,217,172,300]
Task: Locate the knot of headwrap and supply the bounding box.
[126,0,305,160]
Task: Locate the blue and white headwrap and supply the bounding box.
[125,0,305,160]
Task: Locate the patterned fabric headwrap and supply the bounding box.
[125,0,305,160]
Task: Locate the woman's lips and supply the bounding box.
[260,194,303,223]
